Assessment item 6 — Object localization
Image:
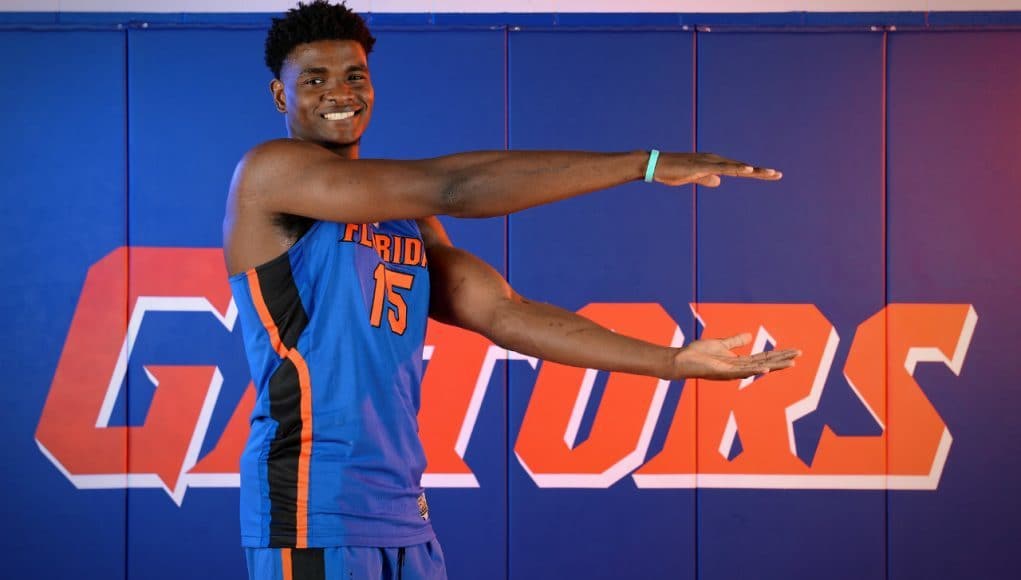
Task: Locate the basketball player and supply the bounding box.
[223,2,800,578]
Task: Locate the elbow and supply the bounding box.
[440,172,499,218]
[439,175,471,217]
[484,295,530,351]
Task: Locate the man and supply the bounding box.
[224,1,800,578]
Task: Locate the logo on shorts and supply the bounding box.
[418,493,430,521]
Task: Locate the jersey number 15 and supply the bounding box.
[370,263,415,335]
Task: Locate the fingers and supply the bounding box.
[720,333,752,349]
[763,355,797,371]
[683,166,781,188]
[711,162,782,180]
[696,345,801,381]
[750,348,801,362]
[774,348,802,359]
[698,153,783,181]
[734,348,801,378]
[752,168,783,180]
[715,334,801,362]
[695,175,721,188]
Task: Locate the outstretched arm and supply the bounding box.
[233,140,781,226]
[420,218,799,380]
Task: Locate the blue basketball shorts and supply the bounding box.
[244,541,446,580]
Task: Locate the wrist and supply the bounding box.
[659,346,683,380]
[629,150,650,181]
[644,149,660,183]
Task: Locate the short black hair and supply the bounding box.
[264,0,376,79]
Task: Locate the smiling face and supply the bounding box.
[271,39,374,159]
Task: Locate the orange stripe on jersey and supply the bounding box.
[246,270,288,359]
[281,548,293,580]
[246,267,313,549]
[288,348,313,549]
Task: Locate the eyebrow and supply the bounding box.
[298,64,367,76]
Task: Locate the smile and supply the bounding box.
[321,111,357,121]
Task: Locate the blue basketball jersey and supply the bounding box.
[228,219,434,549]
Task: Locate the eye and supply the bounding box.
[349,73,367,82]
[304,77,324,86]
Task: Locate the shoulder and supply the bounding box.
[245,137,317,157]
[237,138,327,176]
[231,139,329,202]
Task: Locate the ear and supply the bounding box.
[270,79,286,113]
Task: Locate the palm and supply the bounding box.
[674,333,800,381]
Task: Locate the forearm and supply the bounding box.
[426,150,649,218]
[488,297,676,379]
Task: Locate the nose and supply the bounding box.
[322,80,354,103]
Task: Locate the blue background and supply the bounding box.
[2,12,1019,580]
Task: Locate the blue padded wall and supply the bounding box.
[125,28,279,580]
[0,30,128,580]
[887,31,1021,580]
[508,30,696,580]
[2,18,1020,580]
[696,32,886,580]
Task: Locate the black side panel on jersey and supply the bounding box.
[252,253,310,548]
[255,251,309,350]
[267,358,302,547]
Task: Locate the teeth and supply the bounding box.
[323,111,355,120]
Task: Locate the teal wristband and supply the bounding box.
[644,149,660,183]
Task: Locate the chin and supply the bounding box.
[319,136,361,150]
